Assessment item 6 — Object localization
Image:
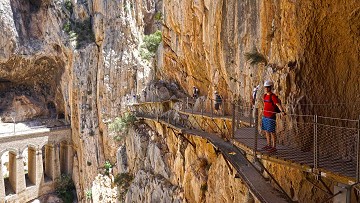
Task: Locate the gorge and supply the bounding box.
[0,0,360,202]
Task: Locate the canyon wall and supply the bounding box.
[1,0,360,202]
[0,0,160,200]
[113,121,259,203]
[162,0,360,118]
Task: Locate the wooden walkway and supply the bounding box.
[234,128,357,181]
[138,116,290,203]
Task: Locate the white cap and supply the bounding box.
[264,80,274,87]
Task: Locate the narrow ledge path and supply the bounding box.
[138,116,291,203]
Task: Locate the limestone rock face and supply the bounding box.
[161,0,360,118]
[118,121,259,203]
[0,0,159,201]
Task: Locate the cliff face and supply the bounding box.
[114,122,258,203]
[1,0,360,202]
[0,0,159,200]
[162,0,360,118]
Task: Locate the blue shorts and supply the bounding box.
[262,116,276,133]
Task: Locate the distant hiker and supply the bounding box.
[261,80,286,153]
[252,85,259,106]
[142,89,147,102]
[214,91,222,114]
[193,86,200,99]
[133,94,137,103]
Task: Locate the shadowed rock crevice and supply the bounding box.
[0,56,65,122]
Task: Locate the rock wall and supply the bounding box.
[116,121,259,203]
[161,0,360,118]
[0,0,161,201]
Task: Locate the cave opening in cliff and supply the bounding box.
[0,56,66,124]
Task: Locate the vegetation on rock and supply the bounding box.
[109,112,137,140]
[63,18,95,49]
[104,160,112,175]
[140,30,162,60]
[85,189,92,200]
[55,174,75,203]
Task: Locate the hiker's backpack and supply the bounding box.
[264,93,281,113]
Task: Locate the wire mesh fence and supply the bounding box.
[130,99,360,180]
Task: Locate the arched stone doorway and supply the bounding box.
[0,149,26,195]
[42,145,54,182]
[59,140,73,176]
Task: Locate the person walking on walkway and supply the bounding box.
[214,91,222,115]
[262,80,286,153]
[193,86,199,99]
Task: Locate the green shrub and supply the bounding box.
[64,0,73,12]
[62,18,95,49]
[140,30,162,60]
[139,48,153,61]
[109,112,137,134]
[85,189,92,199]
[142,30,162,53]
[55,174,75,203]
[104,160,112,175]
[154,12,162,21]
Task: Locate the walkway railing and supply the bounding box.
[130,97,360,182]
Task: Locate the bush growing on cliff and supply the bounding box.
[85,189,92,199]
[140,30,162,60]
[109,112,137,136]
[64,0,73,13]
[63,18,95,49]
[55,174,75,203]
[104,160,113,175]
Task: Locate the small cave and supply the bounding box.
[0,80,64,123]
[47,101,56,118]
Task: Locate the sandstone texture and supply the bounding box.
[1,0,359,202]
[162,0,360,119]
[116,121,260,203]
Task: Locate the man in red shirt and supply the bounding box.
[262,80,286,153]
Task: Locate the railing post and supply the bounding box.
[191,97,194,114]
[187,97,189,109]
[211,99,214,117]
[253,108,259,157]
[201,99,204,116]
[313,114,318,173]
[357,116,360,182]
[231,102,235,139]
[222,101,225,116]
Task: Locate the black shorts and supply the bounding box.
[215,103,220,110]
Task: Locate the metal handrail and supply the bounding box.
[131,97,360,182]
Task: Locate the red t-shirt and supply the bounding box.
[263,93,279,118]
